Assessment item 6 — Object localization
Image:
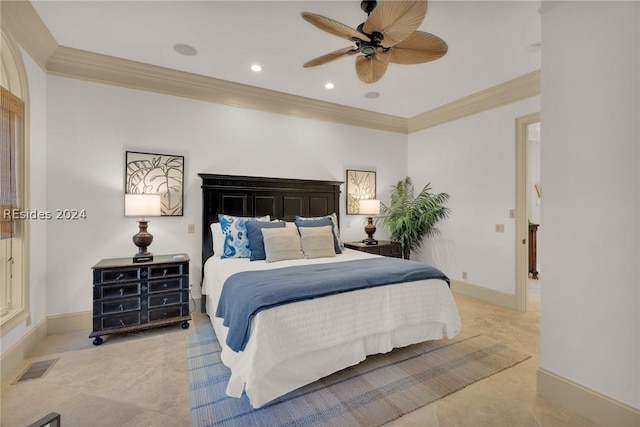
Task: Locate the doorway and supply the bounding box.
[515,112,540,312]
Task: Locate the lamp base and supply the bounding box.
[363,217,377,246]
[132,219,154,263]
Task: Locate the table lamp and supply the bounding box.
[359,199,380,245]
[125,193,161,262]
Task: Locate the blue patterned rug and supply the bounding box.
[187,323,529,427]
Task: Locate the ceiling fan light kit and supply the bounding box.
[301,0,447,84]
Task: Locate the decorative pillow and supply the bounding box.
[261,227,303,263]
[299,225,337,259]
[295,213,344,251]
[218,214,270,259]
[210,222,224,258]
[295,217,342,254]
[246,220,286,261]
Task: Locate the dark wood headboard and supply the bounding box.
[199,174,343,266]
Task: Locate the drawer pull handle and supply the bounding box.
[162,297,168,305]
[115,273,125,281]
[142,285,147,291]
[162,269,168,277]
[118,304,124,312]
[141,271,147,277]
[120,319,125,326]
[119,288,124,296]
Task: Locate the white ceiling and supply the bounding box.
[31,0,541,118]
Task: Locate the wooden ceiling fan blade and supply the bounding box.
[355,55,389,83]
[303,47,356,67]
[383,31,448,64]
[301,12,371,42]
[363,0,427,47]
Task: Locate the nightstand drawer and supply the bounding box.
[100,268,140,283]
[149,305,187,322]
[102,313,141,329]
[148,291,186,308]
[148,278,184,293]
[344,241,402,259]
[101,298,141,315]
[380,245,402,258]
[149,265,183,278]
[100,283,140,299]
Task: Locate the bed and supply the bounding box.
[199,174,462,408]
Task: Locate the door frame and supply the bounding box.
[515,112,540,312]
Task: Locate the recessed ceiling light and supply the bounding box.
[364,91,380,99]
[324,83,335,89]
[173,44,198,56]
[251,64,262,72]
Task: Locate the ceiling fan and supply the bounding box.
[301,0,447,84]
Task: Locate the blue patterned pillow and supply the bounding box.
[218,214,270,259]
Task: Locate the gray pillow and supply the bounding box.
[261,227,303,262]
[299,225,337,259]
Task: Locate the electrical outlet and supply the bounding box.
[462,272,467,280]
[509,209,516,219]
[187,224,195,234]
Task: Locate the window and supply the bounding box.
[1,31,29,332]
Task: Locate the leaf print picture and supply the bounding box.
[346,170,376,215]
[125,151,184,216]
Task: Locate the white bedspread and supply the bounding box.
[203,249,462,408]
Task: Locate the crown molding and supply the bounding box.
[46,45,408,134]
[408,69,541,132]
[0,0,57,72]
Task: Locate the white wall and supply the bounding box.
[540,1,639,408]
[407,97,539,294]
[45,76,407,316]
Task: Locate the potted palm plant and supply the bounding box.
[378,177,451,260]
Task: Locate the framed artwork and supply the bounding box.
[346,169,376,214]
[125,151,184,216]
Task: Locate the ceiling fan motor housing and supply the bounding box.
[354,26,385,58]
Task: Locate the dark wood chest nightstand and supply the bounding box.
[90,254,191,345]
[344,241,402,258]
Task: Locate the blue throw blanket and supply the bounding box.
[215,257,450,352]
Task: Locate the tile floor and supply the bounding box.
[1,282,599,426]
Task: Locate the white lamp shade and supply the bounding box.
[359,199,380,215]
[125,194,162,217]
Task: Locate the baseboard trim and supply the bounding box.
[450,279,517,310]
[46,311,92,335]
[537,368,640,427]
[0,317,47,383]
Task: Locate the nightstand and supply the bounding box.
[90,254,191,345]
[344,241,402,258]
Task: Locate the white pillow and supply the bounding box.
[261,227,303,263]
[299,225,337,259]
[210,222,224,258]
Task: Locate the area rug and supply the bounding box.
[187,323,529,427]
